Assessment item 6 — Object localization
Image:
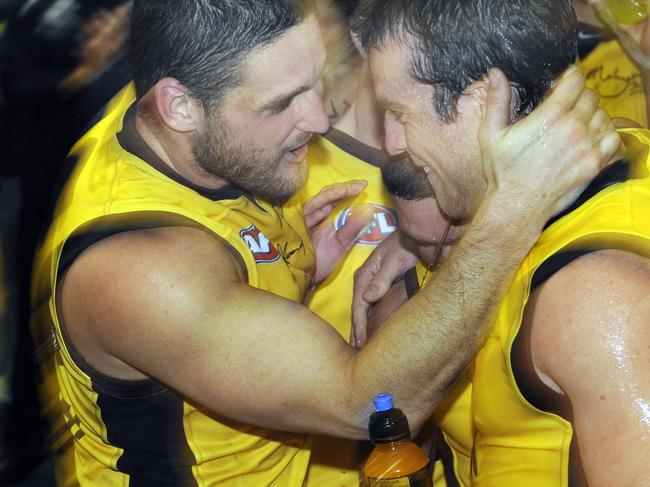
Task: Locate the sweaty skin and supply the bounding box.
[526,249,650,486]
[56,16,616,445]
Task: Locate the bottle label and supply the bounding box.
[366,465,433,487]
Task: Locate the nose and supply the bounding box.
[295,89,330,135]
[384,112,407,156]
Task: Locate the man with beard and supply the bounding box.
[354,0,650,484]
[31,0,618,485]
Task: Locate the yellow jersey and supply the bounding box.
[581,39,648,127]
[31,85,318,486]
[406,129,650,486]
[404,263,473,487]
[459,129,650,485]
[297,130,395,487]
[295,129,396,340]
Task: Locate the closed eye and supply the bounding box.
[269,97,294,115]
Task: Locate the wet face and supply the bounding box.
[369,39,487,221]
[382,156,465,263]
[192,15,330,203]
[393,196,458,263]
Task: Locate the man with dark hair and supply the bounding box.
[31,0,616,485]
[353,0,650,484]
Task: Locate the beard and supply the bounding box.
[191,116,306,204]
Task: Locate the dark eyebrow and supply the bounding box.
[259,85,311,113]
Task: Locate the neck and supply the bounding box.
[134,101,228,190]
[333,62,383,150]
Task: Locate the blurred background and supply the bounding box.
[0,1,132,485]
[0,0,647,485]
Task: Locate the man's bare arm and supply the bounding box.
[59,209,539,441]
[526,250,650,485]
[60,66,617,440]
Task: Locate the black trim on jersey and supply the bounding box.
[95,383,198,486]
[58,211,245,275]
[529,249,597,291]
[404,266,421,299]
[57,214,194,396]
[57,289,164,396]
[513,157,631,409]
[116,103,265,208]
[56,271,188,485]
[576,22,610,60]
[435,432,461,487]
[512,252,598,413]
[544,160,629,229]
[510,160,632,486]
[56,214,205,485]
[323,127,387,168]
[510,250,594,486]
[56,212,249,394]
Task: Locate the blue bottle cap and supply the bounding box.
[373,393,394,412]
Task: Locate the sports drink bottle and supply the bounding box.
[362,393,433,487]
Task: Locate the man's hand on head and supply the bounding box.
[479,66,620,233]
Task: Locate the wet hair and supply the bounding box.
[130,0,315,109]
[382,154,435,200]
[353,0,577,121]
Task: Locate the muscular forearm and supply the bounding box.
[348,195,540,430]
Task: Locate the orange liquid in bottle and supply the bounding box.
[364,439,432,486]
[362,394,432,486]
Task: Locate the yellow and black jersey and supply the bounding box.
[295,130,394,487]
[294,129,396,341]
[404,129,650,486]
[439,129,650,486]
[31,85,317,486]
[581,39,647,127]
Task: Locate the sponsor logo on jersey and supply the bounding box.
[239,224,281,263]
[335,204,398,245]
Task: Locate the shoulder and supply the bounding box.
[60,225,245,343]
[69,225,244,283]
[526,249,650,394]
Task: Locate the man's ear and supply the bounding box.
[461,73,520,123]
[153,78,202,132]
[459,77,490,118]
